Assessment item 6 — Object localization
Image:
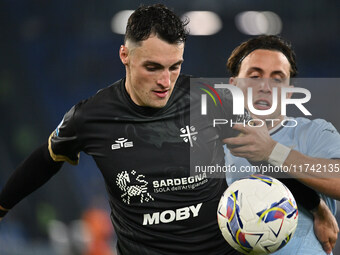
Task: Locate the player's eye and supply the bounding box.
[145,66,158,71]
[248,71,261,79]
[271,77,284,83]
[169,65,180,71]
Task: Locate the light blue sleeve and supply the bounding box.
[272,119,339,254]
[303,119,340,159]
[225,118,339,255]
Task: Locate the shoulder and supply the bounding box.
[75,79,124,110]
[277,117,340,156]
[291,117,338,134]
[66,79,125,123]
[278,117,340,142]
[273,117,339,144]
[88,79,124,104]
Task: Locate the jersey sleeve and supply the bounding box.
[48,104,82,165]
[306,119,340,159]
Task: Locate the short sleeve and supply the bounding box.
[48,105,81,165]
[306,120,340,159]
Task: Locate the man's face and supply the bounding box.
[231,49,293,123]
[121,35,184,108]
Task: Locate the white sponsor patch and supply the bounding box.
[143,203,203,225]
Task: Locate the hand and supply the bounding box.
[312,199,339,254]
[223,122,276,162]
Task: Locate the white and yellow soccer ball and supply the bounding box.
[217,174,298,254]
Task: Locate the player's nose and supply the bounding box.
[157,70,171,88]
[259,78,272,93]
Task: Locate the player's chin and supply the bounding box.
[148,98,170,108]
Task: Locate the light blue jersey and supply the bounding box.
[224,117,340,255]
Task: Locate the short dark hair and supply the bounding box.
[227,35,298,77]
[125,4,188,45]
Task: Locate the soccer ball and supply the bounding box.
[217,174,298,254]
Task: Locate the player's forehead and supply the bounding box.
[128,35,184,66]
[239,49,291,77]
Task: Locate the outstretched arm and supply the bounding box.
[224,123,340,200]
[279,150,340,200]
[224,123,340,254]
[0,143,63,220]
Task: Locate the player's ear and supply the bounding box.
[229,77,237,86]
[120,45,129,65]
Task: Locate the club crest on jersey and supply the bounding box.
[111,138,134,150]
[180,125,198,147]
[116,170,154,204]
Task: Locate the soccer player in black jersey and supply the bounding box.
[0,4,335,255]
[0,4,243,255]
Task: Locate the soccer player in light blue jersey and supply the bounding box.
[223,35,340,255]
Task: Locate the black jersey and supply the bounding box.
[49,75,245,255]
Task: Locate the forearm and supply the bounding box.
[282,149,340,200]
[0,143,63,217]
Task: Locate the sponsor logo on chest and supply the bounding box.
[111,137,133,150]
[180,125,198,147]
[143,203,203,225]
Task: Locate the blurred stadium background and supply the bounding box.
[1,0,340,254]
